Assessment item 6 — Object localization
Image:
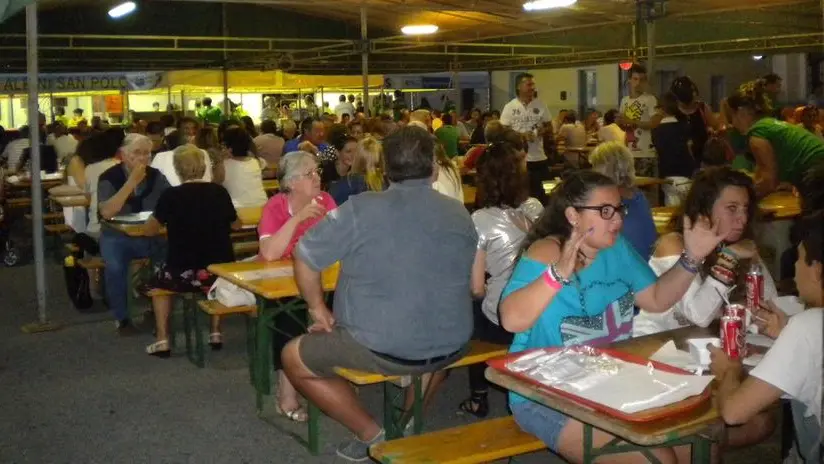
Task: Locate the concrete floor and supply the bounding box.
[0,235,785,463]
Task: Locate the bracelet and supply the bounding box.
[548,263,572,286]
[542,268,562,290]
[710,264,736,286]
[678,251,701,274]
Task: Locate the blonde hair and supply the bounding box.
[173,144,206,182]
[353,136,385,192]
[588,141,635,189]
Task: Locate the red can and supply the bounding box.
[746,263,764,313]
[724,303,746,321]
[720,315,745,359]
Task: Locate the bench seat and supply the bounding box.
[369,416,544,464]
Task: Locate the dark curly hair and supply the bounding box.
[475,142,529,209]
[672,167,757,287]
[520,170,616,253]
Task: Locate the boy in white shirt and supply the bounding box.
[710,211,824,463]
[618,64,660,177]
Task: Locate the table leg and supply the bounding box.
[245,314,256,386]
[412,376,424,434]
[692,436,712,464]
[255,297,273,414]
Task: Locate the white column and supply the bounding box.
[360,7,369,114]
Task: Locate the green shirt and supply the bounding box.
[200,106,223,125]
[435,125,460,158]
[748,117,824,186]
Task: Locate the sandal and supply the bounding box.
[146,340,171,358]
[458,391,489,418]
[208,332,223,351]
[275,402,308,422]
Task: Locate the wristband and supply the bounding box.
[678,251,701,274]
[542,268,562,290]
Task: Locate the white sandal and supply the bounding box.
[146,340,170,358]
[208,332,223,351]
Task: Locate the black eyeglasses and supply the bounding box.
[574,204,628,220]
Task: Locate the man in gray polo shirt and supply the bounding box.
[282,126,477,461]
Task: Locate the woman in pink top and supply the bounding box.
[257,150,337,421]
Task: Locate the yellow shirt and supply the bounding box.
[432,117,443,131]
[68,116,87,128]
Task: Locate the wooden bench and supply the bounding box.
[44,224,72,235]
[65,243,80,254]
[187,300,257,370]
[230,230,258,241]
[232,241,259,257]
[25,212,65,221]
[298,340,509,455]
[77,257,105,270]
[370,416,544,464]
[6,197,32,209]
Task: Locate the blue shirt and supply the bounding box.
[502,235,656,404]
[621,189,657,260]
[329,174,387,205]
[283,136,329,155]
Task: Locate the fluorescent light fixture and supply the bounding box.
[752,55,764,61]
[401,24,439,35]
[108,1,137,18]
[523,0,576,11]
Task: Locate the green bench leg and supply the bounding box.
[254,297,273,413]
[582,423,712,464]
[412,376,424,434]
[692,436,712,464]
[307,402,321,455]
[245,314,257,386]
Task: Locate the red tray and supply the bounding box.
[487,347,713,423]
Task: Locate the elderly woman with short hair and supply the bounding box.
[589,141,657,259]
[143,144,242,356]
[256,150,337,421]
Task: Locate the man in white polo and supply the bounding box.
[500,72,552,204]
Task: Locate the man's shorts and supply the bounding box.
[298,326,468,378]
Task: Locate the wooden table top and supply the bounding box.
[262,179,280,193]
[50,194,89,208]
[652,192,802,235]
[463,185,476,206]
[6,176,64,189]
[105,206,263,237]
[635,176,669,188]
[208,259,339,300]
[486,325,720,447]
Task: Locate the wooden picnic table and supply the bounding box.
[50,194,89,208]
[208,259,339,430]
[104,206,263,237]
[6,175,64,190]
[652,192,802,235]
[262,179,280,193]
[635,176,669,189]
[486,325,719,463]
[463,185,476,206]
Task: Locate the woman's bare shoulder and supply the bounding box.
[525,237,562,264]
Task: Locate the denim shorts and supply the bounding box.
[511,400,570,452]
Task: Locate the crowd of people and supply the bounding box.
[0,65,822,463]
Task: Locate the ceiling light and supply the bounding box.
[752,55,764,61]
[108,1,137,19]
[523,0,577,11]
[401,25,439,35]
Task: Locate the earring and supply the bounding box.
[572,221,578,227]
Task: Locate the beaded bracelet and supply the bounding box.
[678,250,701,274]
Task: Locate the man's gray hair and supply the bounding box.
[588,141,635,189]
[121,133,152,154]
[277,151,317,192]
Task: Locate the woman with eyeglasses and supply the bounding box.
[499,170,725,463]
[458,137,543,418]
[257,150,337,423]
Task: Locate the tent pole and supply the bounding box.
[22,2,59,334]
[360,6,369,115]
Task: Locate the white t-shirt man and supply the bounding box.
[500,97,551,162]
[619,93,658,158]
[151,149,213,187]
[750,308,822,462]
[334,101,356,120]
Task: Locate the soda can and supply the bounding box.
[720,315,744,359]
[724,303,746,321]
[746,263,764,314]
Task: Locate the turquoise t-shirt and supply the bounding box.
[502,235,656,405]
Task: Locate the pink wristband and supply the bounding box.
[543,269,562,290]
